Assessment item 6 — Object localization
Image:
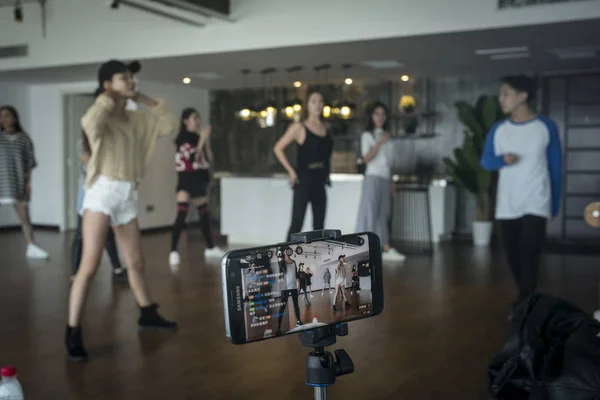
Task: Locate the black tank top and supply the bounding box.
[296,124,333,182]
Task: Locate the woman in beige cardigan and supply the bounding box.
[66,60,179,362]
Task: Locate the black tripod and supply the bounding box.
[299,320,354,399]
[291,230,356,399]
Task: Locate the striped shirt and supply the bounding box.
[0,131,37,204]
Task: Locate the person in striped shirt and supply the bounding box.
[0,105,49,259]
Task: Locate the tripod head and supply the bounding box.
[290,230,355,399]
[290,229,342,244]
[300,323,354,392]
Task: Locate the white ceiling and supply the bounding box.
[0,18,599,89]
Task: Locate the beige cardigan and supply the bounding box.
[81,94,178,188]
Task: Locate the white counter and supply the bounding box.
[219,173,456,246]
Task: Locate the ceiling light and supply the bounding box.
[345,78,353,85]
[338,101,356,120]
[401,75,410,82]
[237,107,256,121]
[14,1,23,23]
[475,46,528,56]
[258,102,277,128]
[489,52,530,60]
[293,81,302,88]
[188,72,223,80]
[556,51,596,60]
[361,60,404,69]
[182,77,191,84]
[282,98,302,121]
[551,46,599,60]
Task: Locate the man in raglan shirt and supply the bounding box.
[480,75,562,316]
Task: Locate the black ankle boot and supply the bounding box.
[138,303,177,331]
[65,325,88,362]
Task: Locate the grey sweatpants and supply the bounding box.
[355,175,390,246]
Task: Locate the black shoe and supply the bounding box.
[296,321,303,327]
[345,302,351,309]
[138,303,177,331]
[112,268,128,283]
[65,326,88,362]
[333,305,337,312]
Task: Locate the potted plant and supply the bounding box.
[399,95,419,134]
[443,95,504,246]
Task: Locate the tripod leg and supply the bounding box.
[314,386,327,400]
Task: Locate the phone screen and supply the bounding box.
[224,233,382,343]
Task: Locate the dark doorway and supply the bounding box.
[543,73,600,252]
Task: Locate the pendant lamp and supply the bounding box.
[235,69,256,121]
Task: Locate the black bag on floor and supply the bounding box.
[487,293,600,400]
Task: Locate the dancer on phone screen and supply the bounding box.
[297,263,311,306]
[305,266,314,297]
[276,247,303,335]
[323,268,332,295]
[333,255,351,311]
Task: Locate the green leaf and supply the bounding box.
[455,101,484,138]
[482,96,500,132]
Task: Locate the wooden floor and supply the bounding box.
[1,229,599,399]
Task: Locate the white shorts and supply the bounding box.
[336,277,345,286]
[80,175,138,226]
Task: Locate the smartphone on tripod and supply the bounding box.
[222,232,384,345]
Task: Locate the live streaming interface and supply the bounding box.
[236,234,373,342]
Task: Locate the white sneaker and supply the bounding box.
[205,246,226,259]
[169,251,181,266]
[382,248,406,262]
[26,243,49,259]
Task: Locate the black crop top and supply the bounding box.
[296,124,333,182]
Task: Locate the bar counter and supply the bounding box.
[217,172,456,247]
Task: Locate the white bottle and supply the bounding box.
[312,316,318,324]
[0,366,24,400]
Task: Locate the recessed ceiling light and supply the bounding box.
[401,75,410,82]
[182,77,191,84]
[188,72,223,80]
[489,52,530,60]
[293,81,302,88]
[551,46,599,60]
[361,60,404,69]
[556,51,596,59]
[475,46,529,56]
[345,78,353,85]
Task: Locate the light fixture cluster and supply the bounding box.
[234,63,359,126]
[14,0,22,23]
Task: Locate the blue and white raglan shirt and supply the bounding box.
[480,117,562,220]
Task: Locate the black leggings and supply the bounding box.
[71,215,122,276]
[278,289,301,329]
[499,215,547,302]
[287,180,327,241]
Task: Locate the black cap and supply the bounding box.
[338,255,345,260]
[94,60,141,97]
